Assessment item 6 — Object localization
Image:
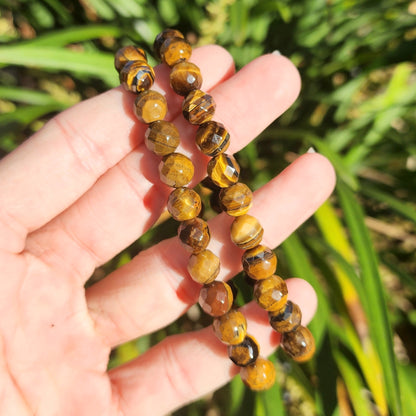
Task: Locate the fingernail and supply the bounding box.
[272,50,282,56]
[306,146,317,154]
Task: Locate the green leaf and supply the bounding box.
[0,86,69,106]
[0,46,117,86]
[334,350,374,416]
[21,25,123,47]
[361,186,416,224]
[337,181,402,416]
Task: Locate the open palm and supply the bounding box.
[0,45,335,415]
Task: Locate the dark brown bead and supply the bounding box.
[134,90,167,123]
[242,245,277,280]
[114,45,147,72]
[170,61,202,96]
[269,300,302,333]
[213,309,247,345]
[119,61,155,93]
[145,120,180,156]
[160,37,192,67]
[207,154,240,188]
[195,121,230,156]
[154,29,184,60]
[198,281,233,317]
[219,182,253,216]
[178,217,210,253]
[182,90,216,125]
[230,214,263,249]
[167,187,201,221]
[240,357,276,391]
[159,153,194,187]
[210,188,223,213]
[281,326,315,362]
[188,249,220,284]
[228,335,259,367]
[254,275,288,312]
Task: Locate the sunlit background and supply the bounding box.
[1,1,415,414]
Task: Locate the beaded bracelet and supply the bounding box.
[114,29,314,391]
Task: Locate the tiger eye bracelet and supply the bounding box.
[114,28,314,391]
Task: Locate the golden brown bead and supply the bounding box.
[254,275,288,312]
[159,153,194,188]
[219,183,253,216]
[269,300,302,333]
[212,309,247,345]
[195,121,230,156]
[114,45,147,72]
[230,214,264,250]
[170,61,202,96]
[182,90,216,125]
[281,326,315,362]
[134,90,167,123]
[228,335,259,367]
[119,61,155,93]
[207,154,240,188]
[154,29,185,60]
[242,245,277,280]
[167,187,201,221]
[240,357,276,391]
[144,120,180,156]
[198,281,233,317]
[160,37,192,67]
[178,217,210,253]
[188,249,220,284]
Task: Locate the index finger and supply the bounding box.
[0,45,235,253]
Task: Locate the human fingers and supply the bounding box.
[25,53,300,282]
[109,278,317,416]
[0,45,234,253]
[86,153,335,347]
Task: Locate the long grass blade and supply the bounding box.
[337,181,402,416]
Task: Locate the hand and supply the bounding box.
[0,45,335,415]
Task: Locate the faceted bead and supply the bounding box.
[242,245,277,280]
[167,187,201,221]
[114,45,147,72]
[198,281,233,317]
[159,153,194,188]
[182,90,216,125]
[269,300,302,333]
[240,357,276,391]
[219,182,253,216]
[134,90,167,123]
[119,61,155,93]
[178,217,210,253]
[188,249,220,284]
[170,61,202,96]
[212,309,247,345]
[207,154,240,188]
[228,335,259,367]
[195,121,230,156]
[145,120,180,156]
[281,326,315,363]
[254,275,288,312]
[154,29,185,60]
[230,214,263,250]
[160,37,192,67]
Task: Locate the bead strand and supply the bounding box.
[155,29,276,391]
[155,30,316,366]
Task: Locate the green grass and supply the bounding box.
[1,0,416,414]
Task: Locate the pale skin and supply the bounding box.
[0,45,336,415]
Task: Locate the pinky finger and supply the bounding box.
[109,278,317,416]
